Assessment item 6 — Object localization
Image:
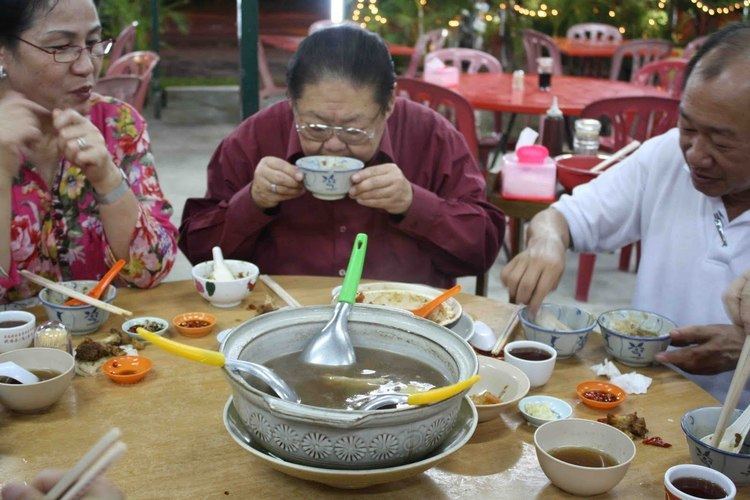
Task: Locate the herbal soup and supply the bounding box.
[263,348,449,409]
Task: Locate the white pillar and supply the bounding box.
[331,0,344,22]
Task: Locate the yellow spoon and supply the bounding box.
[136,328,300,402]
[358,374,480,410]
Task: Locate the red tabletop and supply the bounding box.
[260,34,414,56]
[553,37,621,58]
[448,72,669,116]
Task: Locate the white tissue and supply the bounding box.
[610,372,652,395]
[590,358,621,378]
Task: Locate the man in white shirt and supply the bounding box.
[501,22,750,403]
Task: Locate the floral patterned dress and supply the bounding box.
[0,95,178,303]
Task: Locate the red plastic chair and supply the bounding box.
[521,29,563,75]
[609,39,672,82]
[103,51,159,112]
[94,76,142,109]
[108,21,138,64]
[403,29,448,78]
[572,96,681,302]
[683,35,708,60]
[395,77,489,296]
[566,23,622,43]
[633,58,688,98]
[258,41,286,101]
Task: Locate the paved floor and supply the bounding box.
[148,115,636,318]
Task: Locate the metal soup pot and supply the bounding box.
[221,305,478,469]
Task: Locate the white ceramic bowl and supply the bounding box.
[519,395,572,427]
[0,311,36,353]
[122,316,169,341]
[534,418,636,496]
[664,464,736,500]
[518,303,596,358]
[0,348,75,413]
[38,281,117,335]
[331,281,462,327]
[504,340,557,387]
[598,308,675,367]
[467,355,530,423]
[191,260,260,308]
[295,155,365,200]
[681,406,750,486]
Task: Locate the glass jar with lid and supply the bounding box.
[34,321,72,354]
[573,119,602,156]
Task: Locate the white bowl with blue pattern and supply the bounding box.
[296,156,365,200]
[682,406,750,486]
[39,281,117,335]
[518,303,596,358]
[598,309,674,367]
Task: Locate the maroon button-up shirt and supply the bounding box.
[179,98,504,288]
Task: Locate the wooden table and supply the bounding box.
[1,278,732,498]
[553,37,621,58]
[260,35,414,57]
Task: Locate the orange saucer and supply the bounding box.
[172,312,217,338]
[576,380,626,410]
[102,356,153,384]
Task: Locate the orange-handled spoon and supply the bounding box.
[411,284,462,318]
[65,259,126,306]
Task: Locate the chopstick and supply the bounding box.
[44,428,126,500]
[590,140,641,173]
[491,307,521,356]
[710,334,750,447]
[259,274,302,308]
[20,270,133,317]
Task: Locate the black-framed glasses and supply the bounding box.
[295,122,376,146]
[13,36,113,63]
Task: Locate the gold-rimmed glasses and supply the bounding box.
[13,36,113,63]
[295,122,377,146]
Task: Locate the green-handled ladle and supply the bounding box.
[300,233,368,367]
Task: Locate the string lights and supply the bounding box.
[351,0,388,27]
[512,2,559,17]
[686,0,749,15]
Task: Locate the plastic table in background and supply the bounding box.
[553,37,621,58]
[260,34,414,57]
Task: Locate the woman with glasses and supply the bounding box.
[0,0,178,302]
[180,26,504,288]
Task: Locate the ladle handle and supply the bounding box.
[407,375,480,406]
[136,328,225,367]
[338,233,368,304]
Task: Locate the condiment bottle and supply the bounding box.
[540,96,564,157]
[512,69,525,92]
[536,57,553,91]
[573,119,602,156]
[33,321,72,354]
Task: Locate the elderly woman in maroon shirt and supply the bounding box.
[179,26,504,288]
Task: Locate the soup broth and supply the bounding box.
[672,477,726,499]
[548,446,618,468]
[263,348,449,409]
[0,368,61,384]
[0,321,27,328]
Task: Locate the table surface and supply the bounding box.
[1,277,731,499]
[260,34,414,57]
[448,72,669,116]
[553,37,622,58]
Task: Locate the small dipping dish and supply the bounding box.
[102,356,153,384]
[467,355,530,423]
[576,380,626,410]
[122,317,169,341]
[172,312,217,338]
[519,395,572,427]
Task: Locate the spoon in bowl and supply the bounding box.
[701,401,750,453]
[211,246,236,282]
[411,284,461,318]
[64,259,126,306]
[0,361,40,384]
[356,374,480,410]
[136,328,300,403]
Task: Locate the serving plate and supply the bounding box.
[331,282,462,327]
[223,395,478,489]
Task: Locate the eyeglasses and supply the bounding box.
[295,122,376,146]
[13,36,113,63]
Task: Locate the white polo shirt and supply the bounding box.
[554,128,750,402]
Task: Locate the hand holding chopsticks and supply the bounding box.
[20,270,132,317]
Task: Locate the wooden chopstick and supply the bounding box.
[590,140,641,173]
[44,428,126,500]
[20,270,132,317]
[259,274,302,307]
[710,334,750,447]
[491,307,521,356]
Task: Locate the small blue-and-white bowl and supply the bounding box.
[598,309,675,367]
[681,406,750,486]
[518,303,596,358]
[295,155,365,200]
[39,281,117,335]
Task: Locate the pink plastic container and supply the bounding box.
[501,146,556,202]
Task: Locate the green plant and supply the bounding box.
[97,0,188,50]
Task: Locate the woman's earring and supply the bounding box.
[0,66,6,79]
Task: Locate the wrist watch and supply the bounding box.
[94,169,130,205]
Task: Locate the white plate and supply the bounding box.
[223,395,477,489]
[331,282,462,327]
[451,313,475,342]
[0,297,39,311]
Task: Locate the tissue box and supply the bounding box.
[424,66,460,87]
